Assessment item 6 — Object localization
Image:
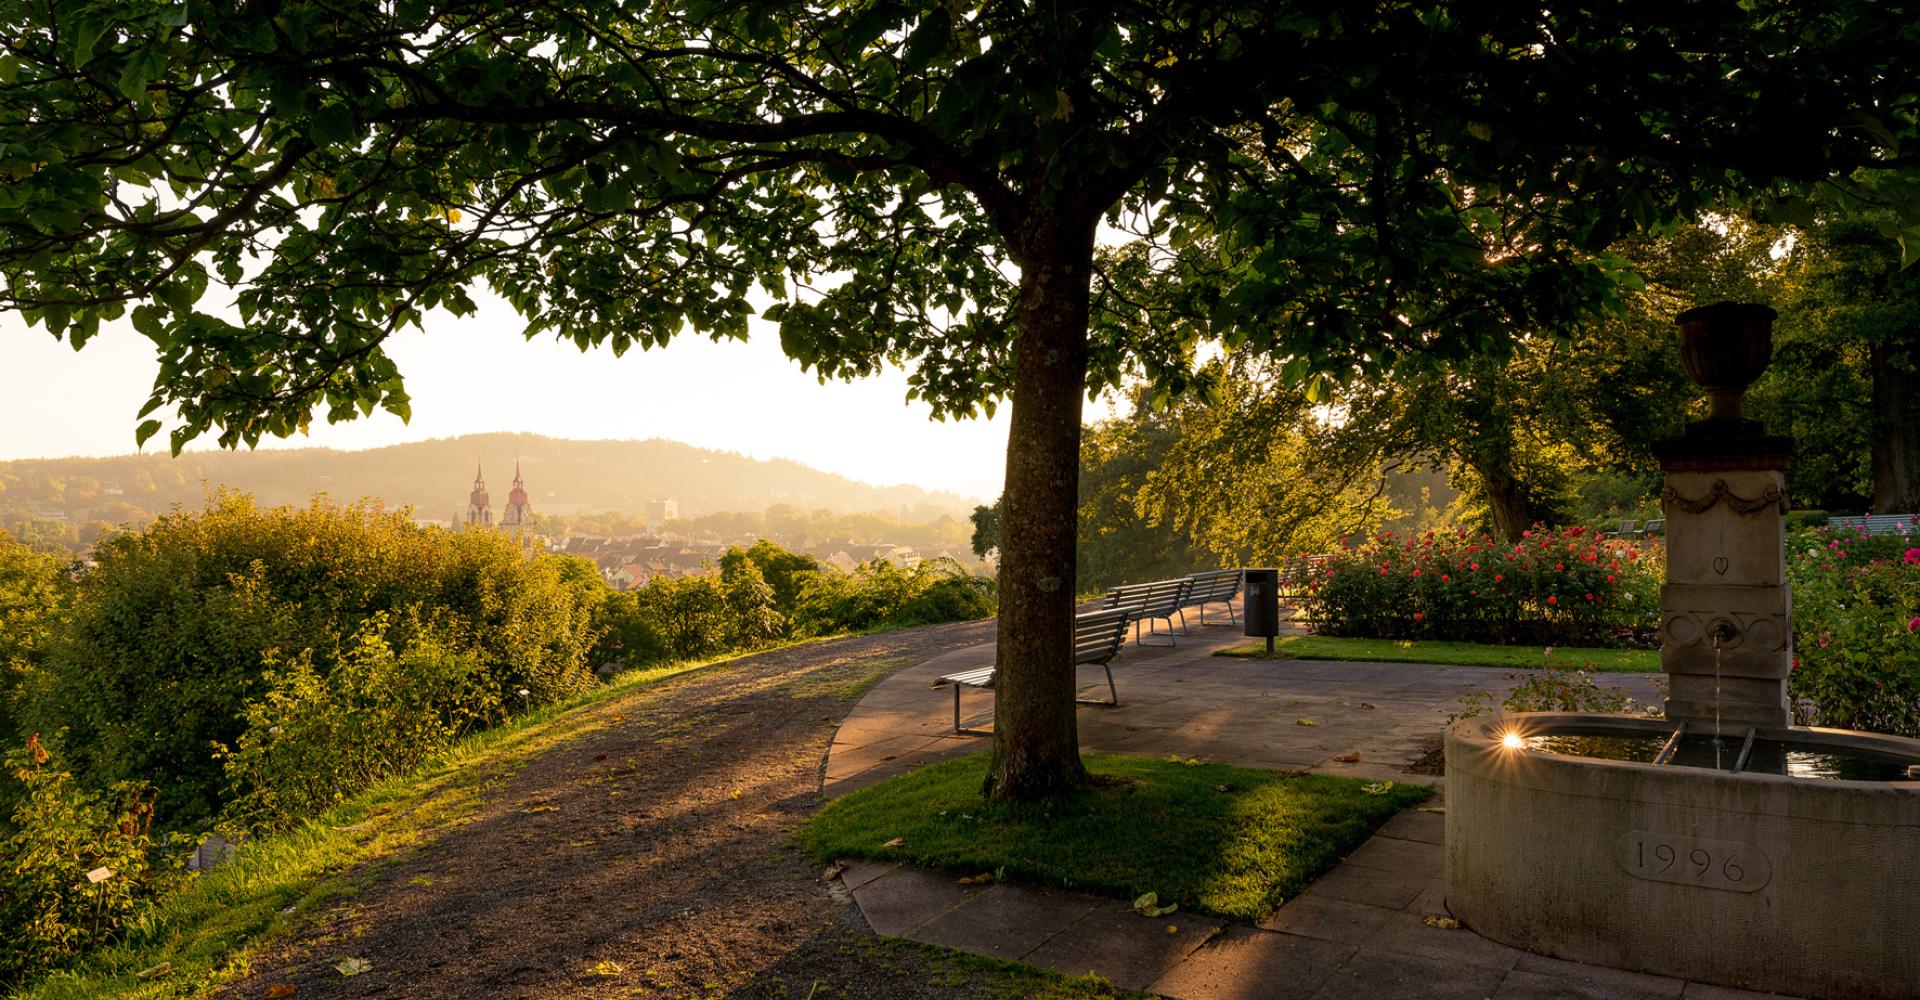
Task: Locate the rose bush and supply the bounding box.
[1787,521,1920,736]
[1299,525,1662,647]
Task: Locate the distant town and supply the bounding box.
[446,459,985,589]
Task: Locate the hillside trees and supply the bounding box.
[5,3,1916,798]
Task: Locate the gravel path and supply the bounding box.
[215,619,1093,1000]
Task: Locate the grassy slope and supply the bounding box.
[1217,634,1659,673]
[802,752,1431,923]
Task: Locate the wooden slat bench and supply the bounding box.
[1829,514,1920,536]
[1102,578,1193,646]
[1183,569,1243,626]
[935,608,1130,734]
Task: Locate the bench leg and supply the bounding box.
[954,683,962,733]
[1074,663,1119,707]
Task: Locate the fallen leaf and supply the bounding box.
[1416,805,1447,814]
[594,752,609,762]
[1332,752,1361,763]
[611,715,624,723]
[1278,769,1311,777]
[523,804,557,814]
[134,962,171,980]
[821,862,848,882]
[1165,924,1179,935]
[881,836,906,849]
[1361,781,1395,795]
[1295,719,1317,727]
[1420,913,1461,930]
[955,873,993,886]
[264,984,297,998]
[334,957,373,977]
[1212,783,1237,793]
[1132,892,1178,917]
[1360,702,1376,710]
[729,788,742,799]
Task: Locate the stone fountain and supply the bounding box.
[1444,303,1920,999]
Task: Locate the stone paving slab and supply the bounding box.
[1019,904,1226,991]
[1148,926,1355,1000]
[910,883,1099,961]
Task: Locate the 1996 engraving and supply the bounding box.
[1618,831,1772,893]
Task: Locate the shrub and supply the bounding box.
[28,493,604,826]
[0,734,182,989]
[0,532,69,749]
[1303,525,1661,647]
[1787,525,1920,736]
[791,557,994,636]
[216,617,500,829]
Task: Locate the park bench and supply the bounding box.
[935,608,1131,733]
[1608,519,1640,539]
[1183,569,1243,626]
[1102,578,1194,645]
[1640,518,1665,538]
[1828,513,1919,536]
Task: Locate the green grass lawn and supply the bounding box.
[801,752,1431,923]
[1217,634,1659,672]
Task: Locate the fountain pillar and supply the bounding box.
[1653,302,1793,731]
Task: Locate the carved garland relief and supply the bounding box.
[1661,479,1788,515]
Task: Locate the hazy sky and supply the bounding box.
[0,290,1117,502]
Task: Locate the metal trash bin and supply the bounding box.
[1243,567,1280,652]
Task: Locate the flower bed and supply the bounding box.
[1787,522,1920,737]
[1297,525,1662,647]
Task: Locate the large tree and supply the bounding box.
[3,2,1915,798]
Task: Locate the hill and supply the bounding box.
[0,433,978,534]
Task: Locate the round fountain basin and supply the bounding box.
[1446,713,1920,999]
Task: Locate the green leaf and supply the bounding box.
[0,54,18,84]
[135,419,163,446]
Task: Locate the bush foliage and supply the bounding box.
[0,734,182,989]
[21,493,605,828]
[1302,525,1662,647]
[1787,523,1920,736]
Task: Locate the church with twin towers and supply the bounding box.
[465,461,532,529]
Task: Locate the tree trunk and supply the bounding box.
[1476,460,1533,542]
[1869,341,1920,514]
[983,218,1096,801]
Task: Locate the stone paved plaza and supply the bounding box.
[821,611,1788,999]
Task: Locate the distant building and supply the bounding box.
[646,498,678,526]
[465,463,492,527]
[502,462,532,528]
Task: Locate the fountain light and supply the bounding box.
[1500,730,1526,751]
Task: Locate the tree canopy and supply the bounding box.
[6,2,1918,797]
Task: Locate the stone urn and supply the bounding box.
[1675,301,1775,422]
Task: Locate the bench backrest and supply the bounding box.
[1829,514,1919,536]
[1102,578,1191,617]
[1074,608,1130,666]
[1184,569,1242,605]
[1277,555,1332,597]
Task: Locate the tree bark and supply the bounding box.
[1476,460,1534,542]
[1869,341,1920,514]
[983,216,1096,801]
